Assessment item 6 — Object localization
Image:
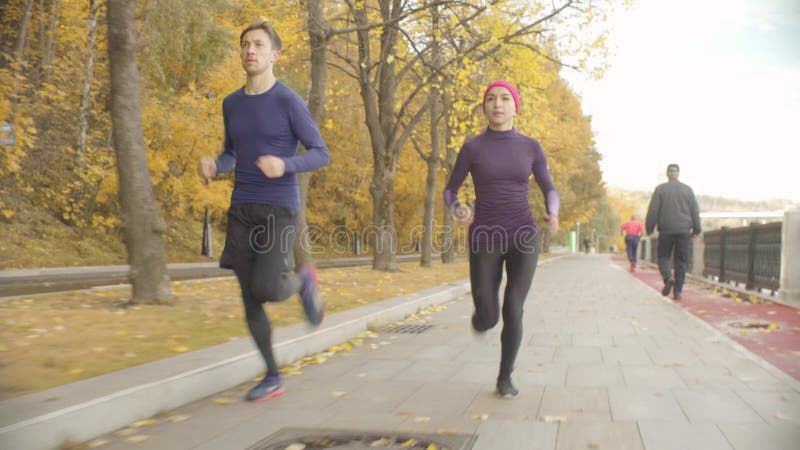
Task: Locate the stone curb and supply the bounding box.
[0,280,471,450]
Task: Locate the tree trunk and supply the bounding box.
[370,151,398,271]
[351,0,402,271]
[107,0,172,304]
[12,0,34,65]
[77,0,99,162]
[38,0,44,74]
[42,0,60,75]
[420,3,441,267]
[441,92,458,263]
[295,0,328,268]
[421,95,440,267]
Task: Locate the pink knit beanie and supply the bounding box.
[482,80,520,113]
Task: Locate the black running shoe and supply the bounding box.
[471,313,484,332]
[661,278,674,296]
[496,378,519,399]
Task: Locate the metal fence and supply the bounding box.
[640,222,782,293]
[703,222,782,293]
[641,236,694,273]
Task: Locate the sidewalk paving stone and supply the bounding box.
[638,420,733,450]
[565,364,626,387]
[608,387,688,422]
[538,386,612,423]
[22,254,800,449]
[675,366,750,389]
[673,388,767,423]
[395,382,482,416]
[733,389,800,425]
[472,420,557,450]
[553,346,604,364]
[514,363,569,386]
[601,346,654,365]
[466,386,544,420]
[556,421,644,450]
[717,423,800,450]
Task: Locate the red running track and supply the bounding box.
[614,255,800,380]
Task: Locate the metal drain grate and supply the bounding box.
[727,321,776,330]
[249,427,476,449]
[380,324,434,334]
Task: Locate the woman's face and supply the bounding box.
[483,86,516,130]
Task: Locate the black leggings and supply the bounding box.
[221,203,303,376]
[469,237,539,380]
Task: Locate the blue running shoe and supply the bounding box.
[298,263,324,326]
[246,375,284,402]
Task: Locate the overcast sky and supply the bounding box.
[563,0,800,203]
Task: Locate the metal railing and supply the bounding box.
[703,222,782,293]
[640,222,782,293]
[642,236,694,273]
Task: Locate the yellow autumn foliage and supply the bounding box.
[1,0,626,262]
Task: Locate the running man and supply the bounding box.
[443,80,559,398]
[199,21,330,402]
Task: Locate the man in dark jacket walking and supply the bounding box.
[646,164,701,300]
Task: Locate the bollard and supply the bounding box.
[778,209,800,308]
[691,234,704,277]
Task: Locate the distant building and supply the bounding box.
[700,211,786,230]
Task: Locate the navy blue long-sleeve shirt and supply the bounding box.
[443,127,559,242]
[215,81,330,209]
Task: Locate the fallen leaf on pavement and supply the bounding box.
[125,435,149,443]
[775,412,791,421]
[131,419,157,428]
[539,415,567,423]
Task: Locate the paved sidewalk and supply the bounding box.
[621,256,800,380]
[83,255,800,449]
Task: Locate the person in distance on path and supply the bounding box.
[443,80,559,399]
[620,215,645,272]
[199,21,329,402]
[645,164,701,301]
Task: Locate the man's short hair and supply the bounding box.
[667,164,680,172]
[240,21,282,50]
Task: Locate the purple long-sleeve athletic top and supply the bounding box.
[214,81,330,209]
[443,127,559,242]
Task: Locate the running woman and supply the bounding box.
[443,80,559,398]
[200,21,329,402]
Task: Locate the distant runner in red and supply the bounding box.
[620,215,645,271]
